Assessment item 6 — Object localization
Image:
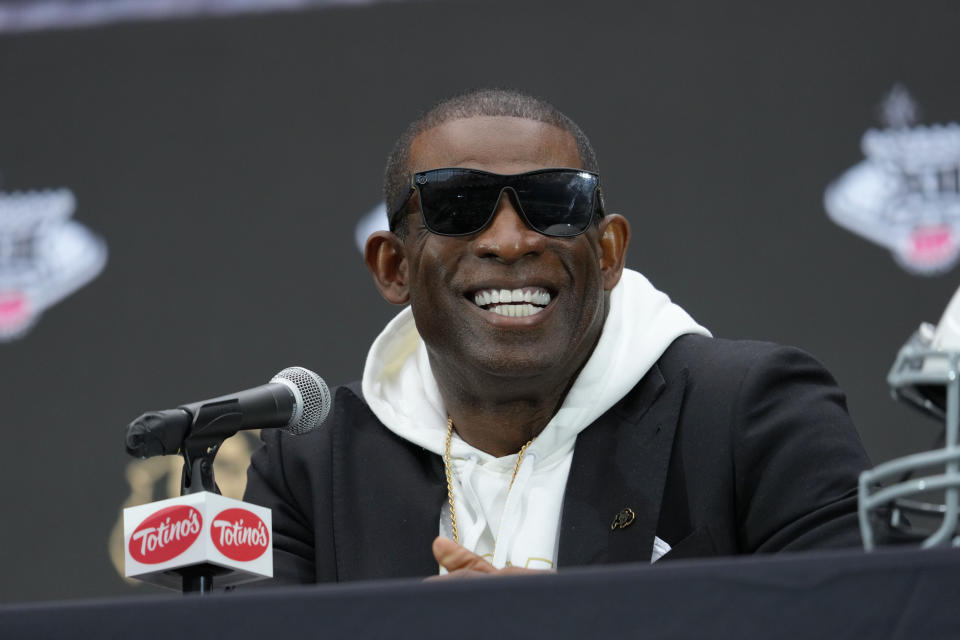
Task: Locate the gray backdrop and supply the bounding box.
[0,0,958,603]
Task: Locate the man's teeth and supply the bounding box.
[487,303,542,317]
[472,288,551,316]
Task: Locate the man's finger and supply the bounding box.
[432,536,497,574]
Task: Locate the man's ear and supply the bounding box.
[597,214,630,291]
[365,231,410,304]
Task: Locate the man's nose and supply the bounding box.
[472,190,547,261]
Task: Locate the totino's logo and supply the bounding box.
[0,186,107,340]
[129,505,202,564]
[211,508,270,561]
[825,85,960,276]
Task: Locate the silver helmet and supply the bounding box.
[859,286,960,550]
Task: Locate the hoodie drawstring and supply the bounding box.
[492,450,537,568]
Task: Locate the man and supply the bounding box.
[244,89,872,583]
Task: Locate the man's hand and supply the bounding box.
[429,537,553,579]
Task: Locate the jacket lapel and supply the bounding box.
[557,363,687,567]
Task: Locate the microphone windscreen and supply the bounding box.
[270,366,331,434]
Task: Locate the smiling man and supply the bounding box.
[244,89,874,582]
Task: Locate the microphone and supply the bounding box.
[125,366,331,459]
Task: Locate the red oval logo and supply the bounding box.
[129,505,203,564]
[210,508,270,561]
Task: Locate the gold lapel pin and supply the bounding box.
[611,507,636,530]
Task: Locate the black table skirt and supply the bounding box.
[2,547,957,639]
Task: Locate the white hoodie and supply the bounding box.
[362,268,709,570]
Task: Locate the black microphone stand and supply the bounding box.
[176,400,243,595]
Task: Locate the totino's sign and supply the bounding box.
[129,504,203,564]
[211,508,270,561]
[123,492,272,590]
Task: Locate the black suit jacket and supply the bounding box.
[243,335,871,583]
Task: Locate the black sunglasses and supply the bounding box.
[389,167,603,237]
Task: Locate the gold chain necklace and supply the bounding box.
[443,416,533,547]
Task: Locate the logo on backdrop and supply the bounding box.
[0,185,107,340]
[824,85,960,276]
[355,202,389,254]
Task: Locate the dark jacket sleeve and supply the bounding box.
[656,336,876,559]
[243,427,326,585]
[729,343,871,552]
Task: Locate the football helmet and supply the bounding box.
[859,285,960,550]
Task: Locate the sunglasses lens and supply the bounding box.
[417,169,500,235]
[513,171,597,237]
[416,169,598,237]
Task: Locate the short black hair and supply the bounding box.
[384,88,602,239]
